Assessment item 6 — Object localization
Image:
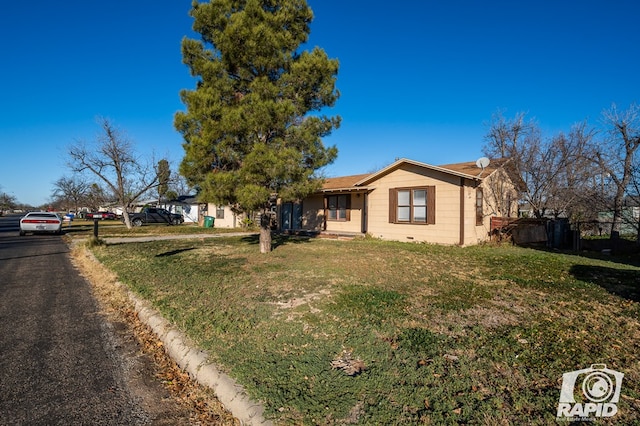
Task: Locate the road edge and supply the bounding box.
[132,296,272,426]
[78,242,273,426]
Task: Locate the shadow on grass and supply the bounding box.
[518,240,640,269]
[155,247,196,257]
[62,224,126,237]
[241,233,313,249]
[573,250,640,268]
[570,264,640,302]
[61,226,95,235]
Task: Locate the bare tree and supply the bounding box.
[68,117,164,228]
[484,111,603,222]
[84,183,109,212]
[544,123,599,221]
[51,175,89,213]
[170,174,197,197]
[483,110,536,159]
[0,191,17,214]
[589,103,640,240]
[481,159,521,218]
[483,111,547,217]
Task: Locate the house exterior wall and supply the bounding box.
[461,182,497,246]
[295,162,519,246]
[462,183,483,246]
[478,168,519,237]
[365,164,464,244]
[204,203,239,228]
[326,192,365,234]
[481,168,519,218]
[297,192,365,233]
[166,204,199,223]
[301,194,325,230]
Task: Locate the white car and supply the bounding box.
[19,212,63,236]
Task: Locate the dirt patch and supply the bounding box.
[70,243,239,425]
[270,289,330,310]
[425,305,523,337]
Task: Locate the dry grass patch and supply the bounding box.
[87,236,640,424]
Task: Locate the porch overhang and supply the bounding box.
[320,186,371,194]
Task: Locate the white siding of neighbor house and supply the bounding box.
[173,204,199,223]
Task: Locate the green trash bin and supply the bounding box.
[203,215,215,228]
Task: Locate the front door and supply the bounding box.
[281,202,302,231]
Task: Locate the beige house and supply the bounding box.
[279,158,520,245]
[201,203,242,228]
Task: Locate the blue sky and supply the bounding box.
[1,1,638,206]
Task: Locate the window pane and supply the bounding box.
[328,209,337,220]
[413,190,426,206]
[328,196,337,210]
[338,195,347,209]
[398,206,410,221]
[338,208,346,219]
[414,206,427,222]
[397,190,410,206]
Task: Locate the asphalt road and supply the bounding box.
[0,215,192,425]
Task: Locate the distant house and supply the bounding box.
[162,195,201,224]
[278,158,520,246]
[200,202,243,228]
[597,207,640,236]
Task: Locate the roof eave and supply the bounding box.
[320,186,371,193]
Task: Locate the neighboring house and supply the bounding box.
[597,207,640,235]
[279,158,520,246]
[163,195,201,224]
[162,195,243,228]
[201,202,243,228]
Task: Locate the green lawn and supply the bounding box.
[63,219,244,238]
[90,235,640,424]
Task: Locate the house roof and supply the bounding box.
[355,158,502,186]
[437,159,505,178]
[322,174,371,192]
[321,158,512,193]
[175,194,199,204]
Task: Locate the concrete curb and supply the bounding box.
[130,293,273,426]
[76,241,272,425]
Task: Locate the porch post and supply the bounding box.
[459,178,465,245]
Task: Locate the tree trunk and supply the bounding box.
[610,184,626,240]
[122,210,133,229]
[259,212,272,253]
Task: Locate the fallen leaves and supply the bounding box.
[331,350,366,376]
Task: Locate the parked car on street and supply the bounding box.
[86,211,117,220]
[125,207,183,226]
[19,212,63,236]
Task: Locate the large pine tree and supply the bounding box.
[175,0,340,252]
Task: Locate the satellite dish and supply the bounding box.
[476,157,490,169]
[475,157,490,177]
